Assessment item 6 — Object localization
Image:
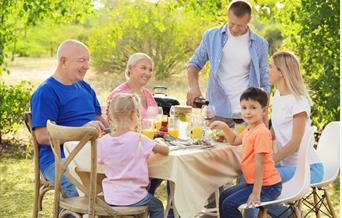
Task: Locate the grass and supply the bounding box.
[0,157,168,218]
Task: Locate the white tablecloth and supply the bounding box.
[148,144,242,218]
[64,142,242,218]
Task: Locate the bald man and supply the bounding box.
[30,39,108,198]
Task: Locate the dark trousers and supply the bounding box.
[219,182,282,218]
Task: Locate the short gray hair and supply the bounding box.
[125,53,154,80]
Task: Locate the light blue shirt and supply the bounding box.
[188,24,270,118]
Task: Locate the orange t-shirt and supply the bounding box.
[240,123,281,186]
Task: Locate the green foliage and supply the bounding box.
[88,0,212,79]
[0,81,32,143]
[254,0,340,128]
[294,0,340,128]
[261,25,283,55]
[12,22,89,58]
[0,0,93,74]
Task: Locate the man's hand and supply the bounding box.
[83,120,105,132]
[186,65,202,106]
[186,88,202,106]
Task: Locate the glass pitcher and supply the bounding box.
[174,106,192,140]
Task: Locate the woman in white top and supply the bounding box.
[269,51,323,183]
[267,51,323,217]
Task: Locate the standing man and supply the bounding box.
[30,39,108,198]
[186,0,270,127]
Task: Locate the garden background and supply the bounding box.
[0,0,340,217]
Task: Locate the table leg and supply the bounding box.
[164,181,180,218]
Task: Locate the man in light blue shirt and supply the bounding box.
[187,0,270,127]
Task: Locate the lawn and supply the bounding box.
[0,57,340,217]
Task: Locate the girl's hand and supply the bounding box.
[153,138,169,155]
[209,121,229,131]
[247,192,261,208]
[154,137,167,146]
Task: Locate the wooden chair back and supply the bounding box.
[47,121,148,218]
[24,112,54,218]
[47,120,102,218]
[75,168,106,195]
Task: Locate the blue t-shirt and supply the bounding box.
[30,76,102,172]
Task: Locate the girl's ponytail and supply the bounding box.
[131,94,143,153]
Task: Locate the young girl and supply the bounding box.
[265,51,324,217]
[97,93,169,218]
[210,87,282,218]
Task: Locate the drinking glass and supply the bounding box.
[146,106,158,119]
[191,115,204,140]
[142,119,155,139]
[159,115,169,132]
[168,116,179,138]
[235,122,246,134]
[155,107,164,130]
[169,105,176,117]
[201,105,216,126]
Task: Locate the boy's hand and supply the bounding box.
[209,121,229,131]
[247,192,261,208]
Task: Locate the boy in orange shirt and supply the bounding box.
[210,87,282,218]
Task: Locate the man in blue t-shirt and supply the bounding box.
[30,39,108,198]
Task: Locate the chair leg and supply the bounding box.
[312,187,321,218]
[257,207,267,218]
[323,189,337,218]
[33,188,39,217]
[33,175,40,217]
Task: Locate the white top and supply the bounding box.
[271,90,321,166]
[218,28,251,114]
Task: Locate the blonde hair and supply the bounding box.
[107,93,142,151]
[272,51,311,101]
[124,53,154,80]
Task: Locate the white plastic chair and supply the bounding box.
[302,121,340,218]
[238,126,315,218]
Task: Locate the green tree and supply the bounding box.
[254,0,340,128]
[88,0,214,79]
[0,0,93,74]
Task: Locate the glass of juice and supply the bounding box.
[191,115,204,140]
[142,119,155,139]
[235,123,246,134]
[168,116,179,138]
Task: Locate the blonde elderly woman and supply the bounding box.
[107,53,158,119]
